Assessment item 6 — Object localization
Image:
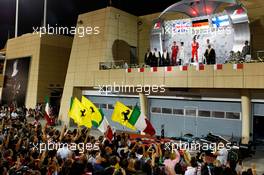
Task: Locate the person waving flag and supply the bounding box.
[81,96,113,140]
[112,102,156,135]
[68,98,92,128]
[44,96,55,126]
[111,101,136,130]
[81,96,103,128]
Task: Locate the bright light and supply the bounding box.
[192,10,197,15]
[205,7,211,14]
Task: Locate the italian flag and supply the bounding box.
[97,109,113,141]
[44,97,55,126]
[128,106,156,136]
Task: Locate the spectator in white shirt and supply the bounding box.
[185,157,198,175]
[57,144,72,160]
[215,146,228,166]
[11,110,18,119]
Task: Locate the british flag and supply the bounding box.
[172,20,192,34]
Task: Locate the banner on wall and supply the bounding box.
[1,57,31,107]
[172,20,192,34]
[212,15,230,27]
[192,19,209,28]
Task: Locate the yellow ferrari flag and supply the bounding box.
[68,98,92,128]
[111,101,136,130]
[81,96,103,128]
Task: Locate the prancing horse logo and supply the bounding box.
[121,110,130,121]
[80,109,86,117]
[90,107,95,113]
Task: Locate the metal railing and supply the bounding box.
[99,60,148,70]
[99,60,125,70]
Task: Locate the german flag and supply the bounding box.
[192,19,209,28]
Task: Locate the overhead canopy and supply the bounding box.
[159,0,239,18]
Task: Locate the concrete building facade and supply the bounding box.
[5,34,72,107]
[58,4,264,143]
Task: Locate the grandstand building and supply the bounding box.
[1,0,264,145]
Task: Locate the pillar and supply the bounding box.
[139,93,148,117]
[241,90,251,144]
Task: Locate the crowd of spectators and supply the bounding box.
[0,105,259,175]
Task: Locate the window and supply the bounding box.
[162,108,172,114]
[226,112,240,120]
[173,109,184,115]
[108,104,114,110]
[100,104,107,109]
[198,110,211,117]
[185,109,197,117]
[152,107,161,113]
[212,111,225,118]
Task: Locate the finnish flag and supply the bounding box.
[212,15,230,27]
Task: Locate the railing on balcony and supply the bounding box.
[99,60,147,70]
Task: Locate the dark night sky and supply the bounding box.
[0,0,179,48]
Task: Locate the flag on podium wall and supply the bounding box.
[214,64,223,70]
[151,67,158,72]
[112,102,136,130]
[68,98,92,128]
[233,63,243,70]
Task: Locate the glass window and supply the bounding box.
[108,104,114,110]
[162,108,172,114]
[226,112,240,120]
[185,109,197,116]
[212,111,225,118]
[100,104,107,109]
[152,107,161,113]
[173,109,184,115]
[198,110,211,117]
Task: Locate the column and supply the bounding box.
[241,90,251,144]
[139,93,148,117]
